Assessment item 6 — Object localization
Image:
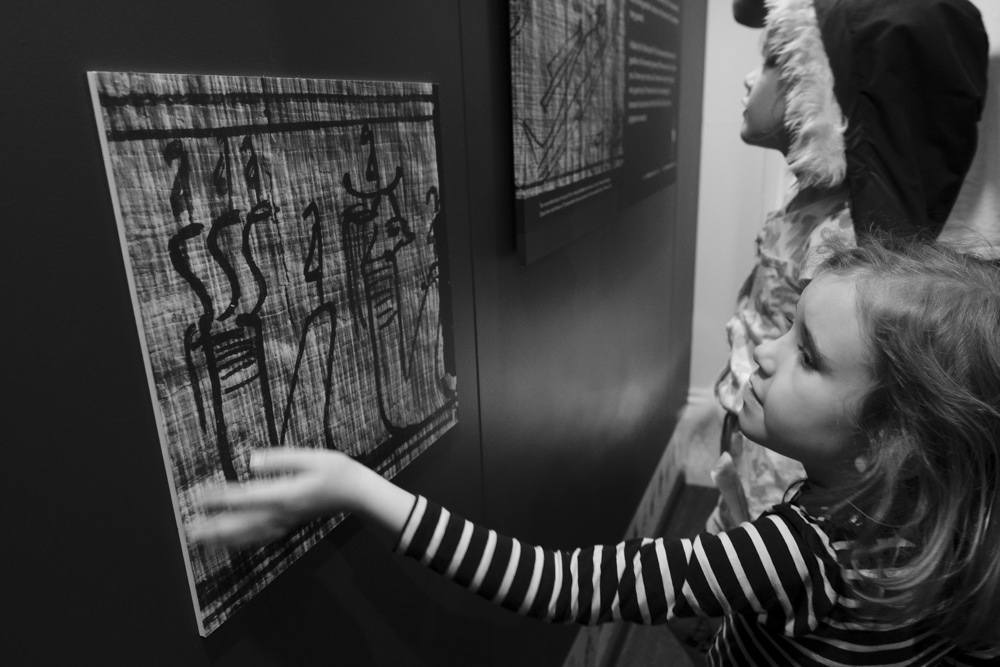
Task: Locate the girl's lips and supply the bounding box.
[746,381,762,407]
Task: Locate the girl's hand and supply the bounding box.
[189,448,356,548]
[189,447,415,548]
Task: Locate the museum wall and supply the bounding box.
[4,1,704,665]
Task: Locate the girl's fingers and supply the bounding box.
[188,510,281,547]
[196,448,336,510]
[190,447,339,549]
[197,477,303,511]
[197,483,255,510]
[249,447,329,475]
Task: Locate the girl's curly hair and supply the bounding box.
[817,239,1000,649]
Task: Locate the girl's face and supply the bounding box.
[741,58,789,153]
[738,275,873,486]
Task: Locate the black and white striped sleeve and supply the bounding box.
[394,496,841,635]
[942,647,1000,666]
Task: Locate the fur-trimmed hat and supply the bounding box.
[764,0,988,238]
[764,0,845,189]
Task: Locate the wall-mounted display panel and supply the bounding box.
[88,71,458,635]
[509,0,681,263]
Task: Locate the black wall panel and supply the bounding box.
[3,1,705,664]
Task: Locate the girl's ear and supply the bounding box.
[854,455,869,474]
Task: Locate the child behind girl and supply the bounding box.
[193,241,1000,665]
[712,0,989,526]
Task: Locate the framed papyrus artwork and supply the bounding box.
[89,71,457,635]
[509,0,681,263]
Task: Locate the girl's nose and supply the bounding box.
[744,68,758,92]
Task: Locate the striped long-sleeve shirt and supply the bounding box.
[394,496,1000,666]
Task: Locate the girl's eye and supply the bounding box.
[797,343,817,370]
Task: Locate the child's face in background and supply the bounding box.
[739,276,873,487]
[741,58,789,153]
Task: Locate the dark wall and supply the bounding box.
[4,1,705,665]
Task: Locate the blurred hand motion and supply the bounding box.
[189,448,351,549]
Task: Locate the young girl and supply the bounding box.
[713,0,989,526]
[193,241,1000,665]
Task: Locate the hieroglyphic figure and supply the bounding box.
[279,201,340,449]
[167,137,279,481]
[409,186,456,395]
[342,123,418,435]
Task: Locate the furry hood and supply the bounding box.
[763,0,845,189]
[764,0,988,237]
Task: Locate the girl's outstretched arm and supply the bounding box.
[189,448,415,547]
[190,450,844,650]
[733,0,766,27]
